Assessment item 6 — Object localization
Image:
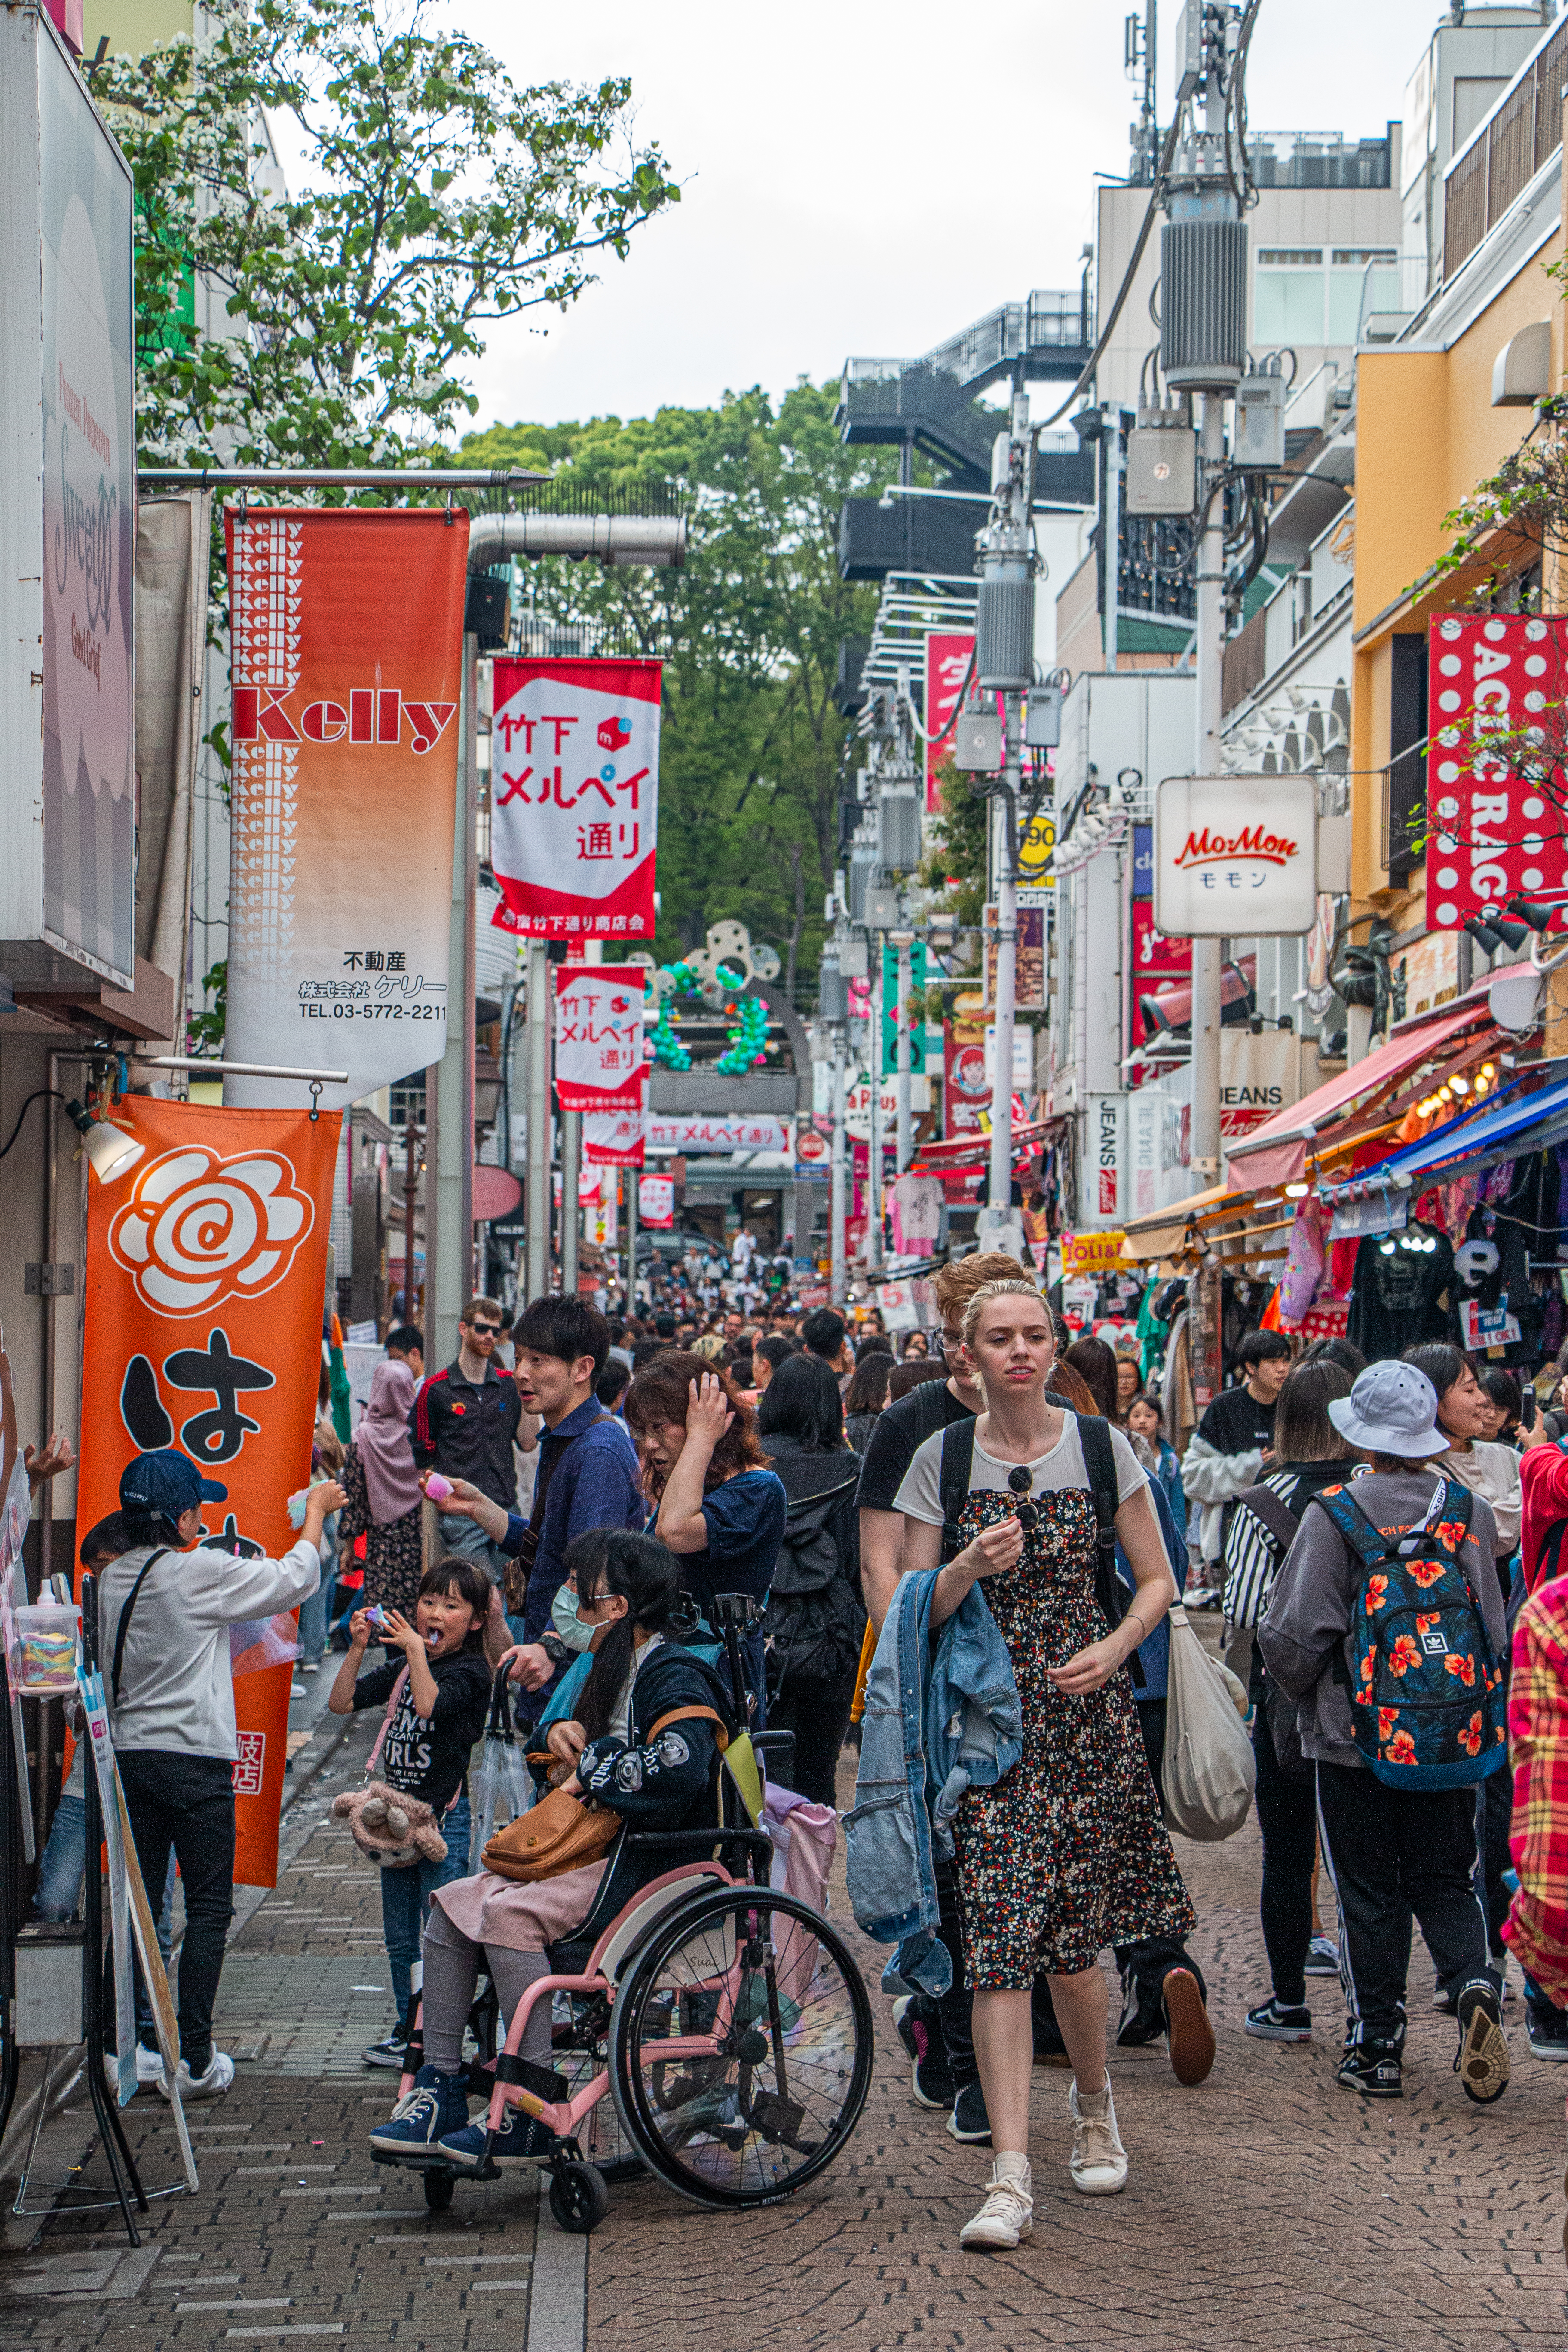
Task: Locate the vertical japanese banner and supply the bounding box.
[1427,613,1568,930]
[554,968,648,1109]
[489,658,661,939]
[224,508,468,1110]
[77,1099,340,1886]
[924,633,974,815]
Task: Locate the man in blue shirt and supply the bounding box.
[432,1297,642,1712]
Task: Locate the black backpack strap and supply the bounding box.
[1075,1415,1121,1570]
[110,1547,171,1710]
[938,1418,977,1564]
[1233,1481,1304,1560]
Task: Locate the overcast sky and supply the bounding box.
[441,0,1459,430]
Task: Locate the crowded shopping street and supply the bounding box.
[15,0,1568,2341]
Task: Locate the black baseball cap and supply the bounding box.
[119,1449,227,1520]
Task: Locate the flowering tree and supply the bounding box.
[95,0,678,465]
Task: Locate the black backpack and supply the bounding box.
[763,1471,866,1692]
[936,1413,1143,1685]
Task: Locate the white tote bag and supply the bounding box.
[1161,1603,1256,1842]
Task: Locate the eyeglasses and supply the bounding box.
[467,1322,502,1337]
[938,1331,964,1356]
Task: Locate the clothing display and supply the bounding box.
[889,1173,943,1256]
[1346,1221,1455,1361]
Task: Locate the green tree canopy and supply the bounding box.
[459,384,904,995]
[97,0,677,465]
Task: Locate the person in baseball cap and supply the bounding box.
[1326,1362,1449,1460]
[100,1448,343,2103]
[1262,1355,1508,2107]
[119,1449,228,1535]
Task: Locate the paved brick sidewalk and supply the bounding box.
[3,1700,1567,2352]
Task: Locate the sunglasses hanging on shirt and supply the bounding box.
[1007,1464,1041,1533]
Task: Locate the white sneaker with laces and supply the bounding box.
[163,2050,235,2101]
[959,2154,1033,2249]
[1069,2076,1128,2195]
[135,2045,166,2088]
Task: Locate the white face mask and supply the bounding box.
[551,1582,598,1653]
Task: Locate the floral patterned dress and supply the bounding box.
[336,1444,423,1620]
[953,1484,1196,1989]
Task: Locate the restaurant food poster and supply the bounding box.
[1426,613,1568,931]
[490,658,662,940]
[78,1100,340,1886]
[223,508,468,1111]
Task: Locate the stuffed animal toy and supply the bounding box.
[333,1780,448,1870]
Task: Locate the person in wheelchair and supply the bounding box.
[369,1528,739,2170]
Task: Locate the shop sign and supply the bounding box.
[1128,1087,1181,1218]
[983,1023,1036,1090]
[646,1114,788,1155]
[1084,1092,1127,1224]
[224,508,467,1109]
[1131,897,1191,980]
[1219,1026,1298,1140]
[985,904,1047,1008]
[881,938,928,1074]
[1017,811,1055,891]
[584,1103,645,1167]
[1060,1279,1098,1334]
[1396,929,1460,1021]
[1154,775,1317,937]
[1427,614,1568,931]
[943,1020,989,1138]
[924,632,974,813]
[490,657,661,940]
[1060,1229,1127,1275]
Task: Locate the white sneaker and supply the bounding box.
[959,2155,1034,2249]
[1069,2076,1128,2195]
[162,2051,235,2101]
[135,2045,166,2088]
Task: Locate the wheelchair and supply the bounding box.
[371,1597,874,2234]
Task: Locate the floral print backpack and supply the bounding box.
[1314,1476,1507,1790]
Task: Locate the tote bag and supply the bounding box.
[1161,1603,1256,1841]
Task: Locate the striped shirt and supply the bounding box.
[1222,1463,1351,1630]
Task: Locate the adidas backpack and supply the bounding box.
[1312,1475,1507,1790]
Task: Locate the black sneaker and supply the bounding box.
[1244,1999,1312,2043]
[891,1994,954,2110]
[1526,2004,1568,2061]
[1337,2041,1403,2098]
[362,2023,410,2070]
[1303,1935,1340,1977]
[1455,1978,1510,2104]
[946,2078,990,2145]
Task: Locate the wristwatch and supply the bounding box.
[539,1632,572,1669]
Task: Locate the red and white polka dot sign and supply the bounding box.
[1427,613,1568,931]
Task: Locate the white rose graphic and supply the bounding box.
[108,1147,314,1317]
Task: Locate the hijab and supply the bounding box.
[354,1359,422,1525]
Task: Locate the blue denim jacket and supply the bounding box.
[1118,1472,1188,1705]
[843,1568,1020,1997]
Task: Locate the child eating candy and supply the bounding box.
[329,1558,493,2070]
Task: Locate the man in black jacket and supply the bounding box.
[408,1297,521,1581]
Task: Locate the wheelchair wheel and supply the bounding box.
[422,2168,455,2215]
[548,2158,609,2235]
[554,2020,643,2184]
[609,1886,872,2209]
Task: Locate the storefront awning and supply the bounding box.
[1119,1183,1249,1262]
[1322,1069,1568,1200]
[1224,1000,1496,1189]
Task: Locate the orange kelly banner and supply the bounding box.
[223,505,468,1114]
[78,1098,342,1886]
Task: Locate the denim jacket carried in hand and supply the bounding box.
[842,1566,1020,1997]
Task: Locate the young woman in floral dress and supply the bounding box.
[895,1280,1195,2249]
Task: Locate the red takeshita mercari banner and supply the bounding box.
[489,658,662,940]
[223,508,466,1112]
[77,1099,341,1889]
[1427,613,1568,931]
[925,632,974,815]
[554,967,648,1112]
[583,1104,646,1167]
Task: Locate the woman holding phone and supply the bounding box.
[895,1280,1194,2249]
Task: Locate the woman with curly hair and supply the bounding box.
[624,1350,787,1725]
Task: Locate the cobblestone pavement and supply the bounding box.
[2,1694,1567,2352]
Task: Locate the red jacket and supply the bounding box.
[1520,1439,1568,1592]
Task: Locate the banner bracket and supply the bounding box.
[309,1079,322,1122]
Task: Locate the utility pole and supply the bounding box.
[1160,0,1252,1183]
[976,373,1035,1250]
[891,928,914,1178]
[524,939,550,1303]
[830,1026,848,1306]
[402,1119,420,1328]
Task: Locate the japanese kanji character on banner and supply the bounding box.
[489,658,661,939]
[77,1100,340,1888]
[583,1103,646,1167]
[554,967,649,1113]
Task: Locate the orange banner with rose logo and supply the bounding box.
[77,1099,342,1886]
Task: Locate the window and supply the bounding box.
[1254,253,1326,345]
[1257,249,1324,266]
[1331,248,1397,267]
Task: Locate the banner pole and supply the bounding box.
[625,1165,638,1317]
[561,1114,581,1297]
[525,943,550,1305]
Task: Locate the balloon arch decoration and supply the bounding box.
[645,920,781,1077]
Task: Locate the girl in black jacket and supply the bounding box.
[758,1355,865,1805]
[370,1530,733,2169]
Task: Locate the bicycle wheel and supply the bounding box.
[609,1886,873,2209]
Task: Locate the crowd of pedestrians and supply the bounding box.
[40,1259,1568,2262]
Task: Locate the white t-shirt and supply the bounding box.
[894,1411,1150,1528]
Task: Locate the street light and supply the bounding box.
[65,1099,144,1184]
[473,1047,503,1134]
